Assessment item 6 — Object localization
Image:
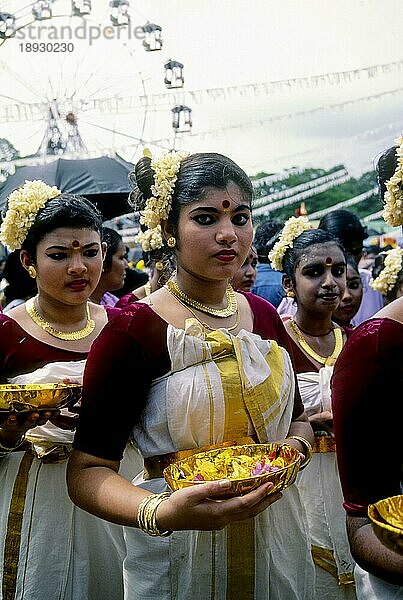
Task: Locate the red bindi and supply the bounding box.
[222,200,230,209]
[325,257,333,266]
[72,240,80,248]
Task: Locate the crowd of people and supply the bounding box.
[0,137,401,600]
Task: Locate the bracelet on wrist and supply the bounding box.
[137,492,173,537]
[288,435,313,470]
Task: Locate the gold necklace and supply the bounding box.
[165,284,240,332]
[164,279,237,317]
[290,319,343,366]
[26,297,95,341]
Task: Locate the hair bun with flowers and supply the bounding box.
[0,180,61,252]
[370,247,403,295]
[134,150,189,252]
[268,216,311,271]
[383,135,403,227]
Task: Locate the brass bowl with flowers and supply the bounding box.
[163,443,302,496]
[0,383,82,414]
[368,495,403,556]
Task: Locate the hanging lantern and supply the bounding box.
[32,0,53,21]
[171,105,192,133]
[110,0,130,27]
[0,12,15,39]
[72,0,91,16]
[142,22,162,51]
[164,59,184,89]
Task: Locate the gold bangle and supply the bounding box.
[288,435,313,470]
[137,492,172,537]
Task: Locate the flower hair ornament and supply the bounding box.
[383,135,403,227]
[268,216,311,271]
[370,247,403,295]
[0,180,61,252]
[134,150,189,252]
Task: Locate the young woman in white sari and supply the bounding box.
[269,218,357,599]
[68,151,316,600]
[0,183,139,600]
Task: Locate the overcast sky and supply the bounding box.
[0,0,402,176]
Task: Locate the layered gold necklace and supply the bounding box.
[290,319,343,366]
[26,297,95,341]
[165,279,237,317]
[164,279,240,331]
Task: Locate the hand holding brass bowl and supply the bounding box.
[368,495,403,556]
[164,443,302,496]
[0,383,82,413]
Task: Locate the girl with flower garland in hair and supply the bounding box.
[269,217,357,599]
[68,151,316,600]
[369,247,403,304]
[332,137,403,597]
[0,181,137,600]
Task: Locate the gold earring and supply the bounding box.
[167,237,176,248]
[155,261,164,271]
[286,290,295,298]
[28,265,37,279]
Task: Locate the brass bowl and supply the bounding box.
[164,443,301,496]
[0,383,82,413]
[368,495,403,556]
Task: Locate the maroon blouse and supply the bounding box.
[0,307,119,381]
[74,292,304,461]
[332,318,403,516]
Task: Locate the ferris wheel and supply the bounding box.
[0,0,193,181]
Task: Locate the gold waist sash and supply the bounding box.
[143,435,257,480]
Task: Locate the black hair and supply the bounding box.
[345,252,360,274]
[318,209,368,245]
[372,251,403,301]
[2,250,37,306]
[130,152,253,232]
[20,193,103,260]
[376,145,398,201]
[282,229,346,285]
[253,218,283,262]
[101,227,124,272]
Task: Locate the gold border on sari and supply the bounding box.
[2,449,34,600]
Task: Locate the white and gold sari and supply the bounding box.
[296,366,356,599]
[125,320,315,600]
[0,361,141,600]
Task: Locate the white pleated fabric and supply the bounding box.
[125,320,315,600]
[296,367,356,599]
[354,565,403,599]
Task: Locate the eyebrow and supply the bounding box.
[45,242,100,250]
[301,261,346,270]
[189,204,251,214]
